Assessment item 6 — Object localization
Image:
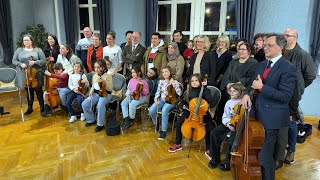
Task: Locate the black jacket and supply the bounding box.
[43,45,60,63]
[212,50,233,86]
[188,87,214,104]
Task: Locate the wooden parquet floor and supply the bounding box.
[0,91,320,179]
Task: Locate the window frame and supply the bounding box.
[78,0,100,39]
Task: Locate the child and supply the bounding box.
[82,60,113,132]
[121,67,149,130]
[208,83,245,171]
[149,66,182,140]
[66,62,89,122]
[41,63,70,116]
[146,67,158,105]
[168,73,214,152]
[182,40,194,60]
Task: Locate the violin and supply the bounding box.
[78,73,88,95]
[98,75,108,97]
[132,81,144,100]
[25,56,38,89]
[45,50,54,73]
[230,90,265,179]
[181,75,209,143]
[165,78,178,104]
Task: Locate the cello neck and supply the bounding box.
[194,85,204,115]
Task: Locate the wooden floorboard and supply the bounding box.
[0,91,320,179]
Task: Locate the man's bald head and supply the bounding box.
[283,28,298,48]
[83,27,93,38]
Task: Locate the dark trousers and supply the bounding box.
[274,127,289,161]
[174,110,214,150]
[209,123,235,163]
[25,86,44,110]
[259,129,279,180]
[66,91,83,116]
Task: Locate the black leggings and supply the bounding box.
[25,86,44,109]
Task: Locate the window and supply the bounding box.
[157,0,236,45]
[78,0,100,39]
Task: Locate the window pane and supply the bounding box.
[226,1,236,31]
[158,4,171,31]
[93,7,100,30]
[92,0,97,4]
[177,3,191,31]
[204,2,221,31]
[79,8,89,30]
[78,0,88,4]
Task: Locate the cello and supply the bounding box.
[44,63,61,107]
[45,50,54,73]
[181,75,209,157]
[230,90,265,180]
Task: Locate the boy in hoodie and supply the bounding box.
[142,32,167,79]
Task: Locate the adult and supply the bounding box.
[232,38,247,60]
[212,34,233,88]
[12,34,46,115]
[241,33,297,180]
[253,33,266,62]
[166,42,184,83]
[87,34,103,72]
[274,28,316,169]
[76,27,93,72]
[122,31,146,79]
[43,34,60,63]
[120,30,133,50]
[172,30,187,54]
[56,44,82,74]
[103,31,123,76]
[141,32,167,78]
[187,35,216,86]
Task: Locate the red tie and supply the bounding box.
[262,61,272,79]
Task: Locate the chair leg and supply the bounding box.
[170,111,177,140]
[140,107,144,131]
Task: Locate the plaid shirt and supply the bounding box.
[154,79,182,101]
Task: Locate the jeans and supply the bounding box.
[149,99,175,132]
[121,96,146,119]
[43,87,71,106]
[82,93,112,126]
[288,116,298,152]
[66,91,84,116]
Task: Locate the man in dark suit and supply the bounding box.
[241,33,297,180]
[121,31,146,80]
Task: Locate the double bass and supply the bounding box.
[230,90,265,180]
[181,75,209,157]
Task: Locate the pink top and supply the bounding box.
[126,78,149,97]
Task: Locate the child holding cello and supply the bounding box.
[121,67,149,130]
[149,66,182,140]
[208,83,245,171]
[168,73,214,152]
[41,63,70,116]
[66,62,89,122]
[82,60,113,132]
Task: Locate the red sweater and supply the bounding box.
[87,45,103,72]
[183,48,194,60]
[51,73,69,88]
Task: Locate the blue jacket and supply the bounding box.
[246,56,297,129]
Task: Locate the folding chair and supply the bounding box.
[136,79,154,131]
[109,73,126,120]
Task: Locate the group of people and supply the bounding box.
[12,26,316,180]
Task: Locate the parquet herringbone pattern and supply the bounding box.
[0,91,320,180]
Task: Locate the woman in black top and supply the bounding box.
[43,34,60,63]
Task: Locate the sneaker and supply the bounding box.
[95,125,104,132]
[80,113,86,121]
[284,151,295,164]
[168,144,182,153]
[158,131,166,140]
[205,150,212,160]
[69,116,77,123]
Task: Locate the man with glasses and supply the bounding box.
[241,33,297,180]
[76,27,93,72]
[273,29,316,169]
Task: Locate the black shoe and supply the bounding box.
[208,159,221,169]
[95,125,105,132]
[121,117,129,128]
[218,163,230,171]
[85,121,96,127]
[158,131,166,140]
[275,160,284,170]
[41,105,52,117]
[122,119,134,130]
[24,107,33,115]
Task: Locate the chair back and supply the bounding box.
[144,78,154,96]
[112,73,126,91]
[206,86,221,119]
[86,72,95,87]
[0,68,18,93]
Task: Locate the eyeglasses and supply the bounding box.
[237,48,247,51]
[284,34,296,38]
[263,43,278,48]
[196,41,204,44]
[23,39,31,41]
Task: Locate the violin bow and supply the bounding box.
[18,88,25,122]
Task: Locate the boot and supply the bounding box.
[41,105,52,117]
[24,106,33,115]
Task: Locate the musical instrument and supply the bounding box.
[132,81,143,100]
[181,75,209,157]
[98,75,108,97]
[43,59,61,107]
[45,50,54,73]
[165,79,178,104]
[78,73,88,95]
[24,56,38,89]
[230,90,265,180]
